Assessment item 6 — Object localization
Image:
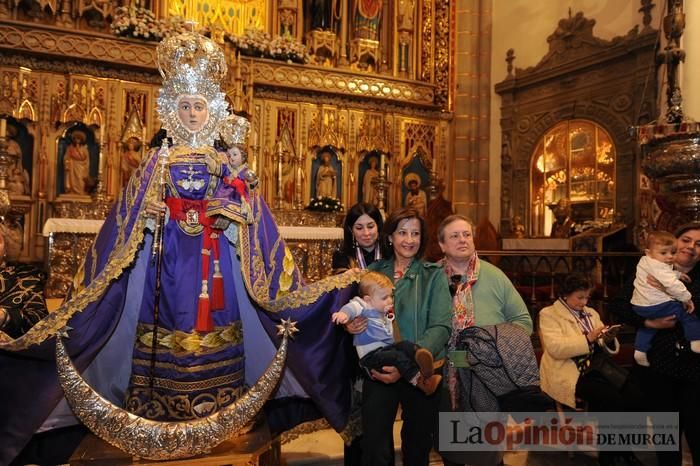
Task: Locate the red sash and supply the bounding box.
[166,198,225,332]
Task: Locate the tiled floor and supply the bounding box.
[281,421,687,466]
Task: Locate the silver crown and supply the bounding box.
[220,115,251,146]
[156,32,227,84]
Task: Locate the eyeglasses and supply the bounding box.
[447,231,472,241]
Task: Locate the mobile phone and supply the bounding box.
[602,324,622,334]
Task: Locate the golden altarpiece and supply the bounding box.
[0,0,453,295]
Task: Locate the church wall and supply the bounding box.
[682,1,700,121]
[452,0,492,224]
[486,0,650,232]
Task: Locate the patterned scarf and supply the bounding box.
[440,253,480,408]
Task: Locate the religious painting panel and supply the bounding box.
[354,0,382,40]
[56,123,99,197]
[119,106,146,188]
[401,154,428,216]
[120,137,143,187]
[3,118,34,196]
[274,120,298,209]
[311,145,341,200]
[280,146,295,208]
[358,150,381,206]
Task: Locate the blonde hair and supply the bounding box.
[359,271,394,297]
[646,230,676,250]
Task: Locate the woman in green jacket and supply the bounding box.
[361,207,452,466]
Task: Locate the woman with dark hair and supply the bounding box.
[540,274,643,466]
[332,202,384,273]
[612,223,700,466]
[333,201,386,466]
[360,207,452,465]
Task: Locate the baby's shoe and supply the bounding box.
[634,350,650,367]
[690,340,700,353]
[416,374,442,396]
[414,348,434,378]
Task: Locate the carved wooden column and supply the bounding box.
[397,0,415,78]
[294,143,304,210]
[338,0,349,65]
[57,0,74,27]
[0,120,12,215]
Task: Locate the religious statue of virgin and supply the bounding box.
[0,31,357,464]
[316,151,337,198]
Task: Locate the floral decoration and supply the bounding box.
[306,197,343,213]
[110,11,311,64]
[225,29,311,64]
[111,7,188,41]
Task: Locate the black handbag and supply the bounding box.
[576,349,629,389]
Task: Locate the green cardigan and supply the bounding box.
[454,259,533,334]
[369,258,452,359]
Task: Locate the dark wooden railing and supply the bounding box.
[478,250,642,348]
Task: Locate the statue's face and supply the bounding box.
[228,146,244,167]
[177,95,209,132]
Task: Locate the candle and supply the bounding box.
[380,153,386,173]
[278,148,283,197]
[235,51,242,80]
[100,124,105,144]
[98,143,104,177]
[0,118,6,138]
[432,155,437,172]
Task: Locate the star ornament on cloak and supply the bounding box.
[277,317,299,338]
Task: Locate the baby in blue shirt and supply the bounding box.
[332,271,442,395]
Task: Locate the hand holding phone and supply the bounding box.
[600,324,622,339]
